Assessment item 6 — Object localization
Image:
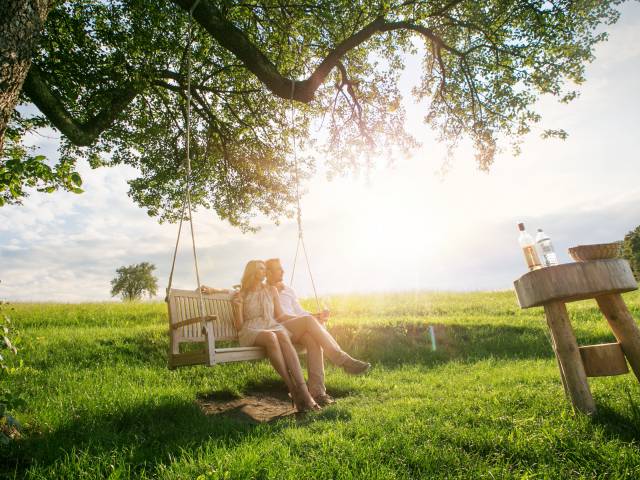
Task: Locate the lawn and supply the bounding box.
[2,290,640,479]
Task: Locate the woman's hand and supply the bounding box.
[232,291,243,308]
[232,292,244,330]
[199,285,210,294]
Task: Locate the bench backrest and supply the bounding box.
[167,289,237,342]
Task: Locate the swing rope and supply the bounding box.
[166,0,206,327]
[288,80,320,310]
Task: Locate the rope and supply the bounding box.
[288,80,320,310]
[166,0,206,329]
[166,189,189,298]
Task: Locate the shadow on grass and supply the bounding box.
[197,377,354,426]
[2,385,299,478]
[592,387,640,443]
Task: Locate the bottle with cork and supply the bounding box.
[518,223,542,271]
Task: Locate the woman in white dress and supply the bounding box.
[233,260,319,412]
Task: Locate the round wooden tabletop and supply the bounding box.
[514,259,638,308]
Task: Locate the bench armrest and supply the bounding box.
[171,315,217,330]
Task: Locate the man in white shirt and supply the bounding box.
[265,258,370,405]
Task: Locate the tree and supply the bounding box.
[622,226,640,281]
[2,1,628,229]
[0,1,51,155]
[110,262,159,301]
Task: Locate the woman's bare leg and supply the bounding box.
[253,331,295,395]
[275,330,318,409]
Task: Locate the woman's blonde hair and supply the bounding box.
[240,260,266,293]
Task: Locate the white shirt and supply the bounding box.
[278,285,309,317]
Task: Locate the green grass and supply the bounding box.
[2,291,640,479]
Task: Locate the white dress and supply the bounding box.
[238,286,290,347]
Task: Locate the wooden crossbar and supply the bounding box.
[170,315,217,330]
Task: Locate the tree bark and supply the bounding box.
[0,0,51,154]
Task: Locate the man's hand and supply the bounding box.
[316,309,330,324]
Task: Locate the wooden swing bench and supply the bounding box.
[167,289,267,368]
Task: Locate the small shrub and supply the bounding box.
[622,225,640,281]
[0,301,23,443]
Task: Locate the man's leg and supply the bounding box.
[282,316,347,365]
[282,316,370,375]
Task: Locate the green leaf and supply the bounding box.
[70,172,82,186]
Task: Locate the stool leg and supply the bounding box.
[547,327,570,399]
[596,293,640,383]
[544,301,596,414]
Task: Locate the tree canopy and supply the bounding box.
[2,0,626,229]
[110,262,159,301]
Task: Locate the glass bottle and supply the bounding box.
[518,223,542,271]
[536,228,559,267]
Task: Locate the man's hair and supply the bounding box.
[265,258,282,270]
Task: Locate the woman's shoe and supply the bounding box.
[290,388,321,412]
[341,357,371,375]
[312,392,336,406]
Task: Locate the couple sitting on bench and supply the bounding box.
[201,258,370,412]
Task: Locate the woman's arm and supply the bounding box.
[270,286,296,323]
[232,292,244,331]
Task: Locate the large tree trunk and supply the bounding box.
[0,0,51,154]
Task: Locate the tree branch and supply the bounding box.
[172,0,460,104]
[22,64,141,146]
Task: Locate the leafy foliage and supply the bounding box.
[110,262,159,302]
[10,0,628,228]
[0,300,23,444]
[622,225,640,281]
[0,112,83,206]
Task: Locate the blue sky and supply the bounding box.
[1,4,639,302]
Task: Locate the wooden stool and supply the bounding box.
[514,259,640,414]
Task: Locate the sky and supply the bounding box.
[1,4,639,302]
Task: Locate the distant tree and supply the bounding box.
[110,262,158,301]
[622,226,640,281]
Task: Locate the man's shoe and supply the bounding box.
[342,358,371,375]
[313,393,336,406]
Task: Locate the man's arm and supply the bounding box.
[289,288,329,323]
[271,286,297,323]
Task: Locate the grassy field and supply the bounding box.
[2,290,640,479]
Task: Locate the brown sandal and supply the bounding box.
[290,388,321,412]
[313,393,336,406]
